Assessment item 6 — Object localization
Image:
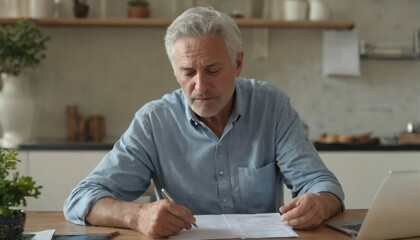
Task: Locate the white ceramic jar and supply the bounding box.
[308,0,330,21]
[3,0,28,17]
[28,0,55,18]
[270,0,284,20]
[0,0,4,17]
[284,0,308,21]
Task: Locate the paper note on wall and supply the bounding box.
[323,29,360,76]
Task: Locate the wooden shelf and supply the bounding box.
[0,17,354,29]
[0,18,172,27]
[235,18,354,29]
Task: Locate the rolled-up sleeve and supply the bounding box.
[63,182,115,225]
[274,95,345,207]
[63,113,155,225]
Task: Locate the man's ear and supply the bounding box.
[235,52,244,76]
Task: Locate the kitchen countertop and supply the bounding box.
[313,143,420,151]
[17,139,420,151]
[18,139,115,151]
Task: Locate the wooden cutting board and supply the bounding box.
[399,133,420,144]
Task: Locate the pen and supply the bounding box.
[161,188,198,228]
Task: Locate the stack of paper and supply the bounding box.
[170,213,298,239]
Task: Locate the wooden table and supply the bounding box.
[25,210,366,239]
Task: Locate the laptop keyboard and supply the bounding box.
[343,223,362,232]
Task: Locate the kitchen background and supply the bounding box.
[1,0,420,143]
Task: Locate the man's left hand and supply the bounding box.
[279,192,341,229]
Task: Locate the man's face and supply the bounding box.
[172,34,243,118]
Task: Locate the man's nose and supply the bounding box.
[194,73,209,92]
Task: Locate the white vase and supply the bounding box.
[0,73,34,149]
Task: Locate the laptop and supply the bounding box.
[326,170,420,240]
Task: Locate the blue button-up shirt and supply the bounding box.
[64,78,344,225]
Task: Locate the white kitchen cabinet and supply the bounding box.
[20,150,153,211]
[283,152,420,209]
[22,150,107,211]
[14,150,29,176]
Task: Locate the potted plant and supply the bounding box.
[0,19,49,76]
[73,0,89,18]
[0,19,49,148]
[128,0,150,18]
[0,148,42,239]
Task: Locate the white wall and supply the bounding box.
[2,0,419,142]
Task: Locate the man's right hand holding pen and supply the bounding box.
[86,196,197,239]
[161,188,198,228]
[140,197,197,238]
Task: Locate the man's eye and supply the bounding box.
[181,70,194,76]
[207,70,219,75]
[184,72,195,77]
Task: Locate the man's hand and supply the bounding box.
[86,197,196,239]
[279,192,342,229]
[135,199,196,238]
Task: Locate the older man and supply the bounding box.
[64,7,344,239]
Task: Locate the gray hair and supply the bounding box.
[164,7,242,65]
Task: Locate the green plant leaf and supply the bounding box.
[0,19,50,76]
[128,0,149,7]
[0,148,42,217]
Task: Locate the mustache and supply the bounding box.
[191,92,217,100]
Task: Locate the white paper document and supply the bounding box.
[23,229,56,240]
[323,29,360,76]
[169,213,298,239]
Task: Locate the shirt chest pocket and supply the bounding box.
[238,162,277,211]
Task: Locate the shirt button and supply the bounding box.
[223,198,227,203]
[219,170,224,175]
[219,143,223,146]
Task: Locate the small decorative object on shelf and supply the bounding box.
[308,0,330,21]
[66,106,106,142]
[73,0,89,18]
[2,0,27,18]
[128,0,150,18]
[284,0,308,21]
[0,148,42,239]
[28,0,56,18]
